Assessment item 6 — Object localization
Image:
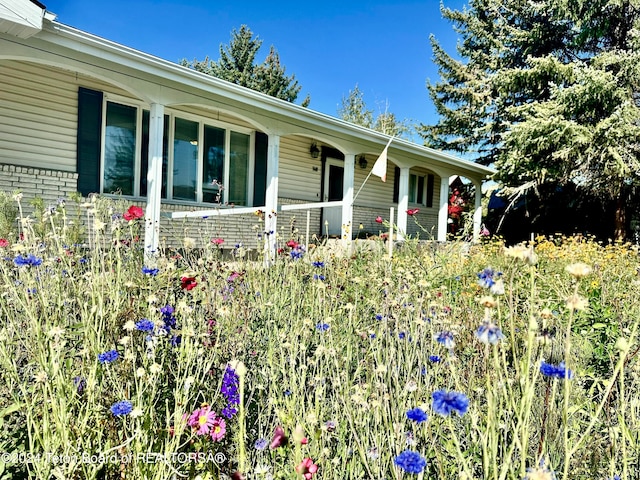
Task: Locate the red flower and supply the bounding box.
[286,240,299,248]
[123,205,144,221]
[295,457,319,479]
[407,208,420,216]
[270,425,288,449]
[180,276,198,291]
[375,216,383,224]
[0,239,9,248]
[211,237,224,246]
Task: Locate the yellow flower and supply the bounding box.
[565,262,592,278]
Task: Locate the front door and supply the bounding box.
[323,158,343,236]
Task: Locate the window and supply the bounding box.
[77,88,267,206]
[392,169,435,207]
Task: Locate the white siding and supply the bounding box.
[0,60,132,172]
[278,136,322,202]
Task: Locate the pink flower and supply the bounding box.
[407,208,420,216]
[375,216,383,224]
[123,205,144,221]
[0,239,8,248]
[187,406,216,436]
[211,237,224,246]
[270,425,288,449]
[286,240,299,248]
[210,416,226,441]
[295,458,318,479]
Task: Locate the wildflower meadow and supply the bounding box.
[0,195,639,480]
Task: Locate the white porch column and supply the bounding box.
[144,103,164,257]
[437,174,452,242]
[341,153,355,246]
[264,134,280,264]
[472,179,483,242]
[396,167,410,240]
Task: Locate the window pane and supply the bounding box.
[409,174,417,203]
[139,110,149,196]
[172,117,198,201]
[140,113,170,199]
[104,102,136,195]
[417,175,425,204]
[228,131,250,205]
[202,125,225,203]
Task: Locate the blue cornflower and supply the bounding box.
[284,389,292,396]
[398,332,406,339]
[406,407,428,423]
[432,389,470,417]
[436,331,455,349]
[142,266,159,276]
[475,322,505,344]
[394,450,427,474]
[254,438,268,450]
[429,355,441,363]
[313,274,325,281]
[135,319,154,332]
[477,267,501,289]
[221,366,240,419]
[316,323,330,332]
[160,305,176,332]
[312,261,325,268]
[290,247,305,260]
[98,350,119,364]
[13,254,43,267]
[375,314,386,321]
[110,400,133,416]
[540,361,573,380]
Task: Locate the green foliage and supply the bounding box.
[0,192,17,240]
[424,0,640,239]
[181,25,307,104]
[338,85,415,138]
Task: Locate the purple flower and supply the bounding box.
[432,389,469,416]
[406,407,428,423]
[254,438,268,450]
[221,366,240,419]
[98,350,119,364]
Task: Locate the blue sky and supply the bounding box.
[47,0,466,140]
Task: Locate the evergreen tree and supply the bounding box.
[424,0,640,239]
[181,25,307,104]
[339,85,413,138]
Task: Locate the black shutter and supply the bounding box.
[77,87,103,196]
[253,132,268,207]
[392,166,400,203]
[427,174,435,208]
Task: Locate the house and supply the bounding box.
[0,0,495,257]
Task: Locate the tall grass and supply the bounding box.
[0,194,638,479]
